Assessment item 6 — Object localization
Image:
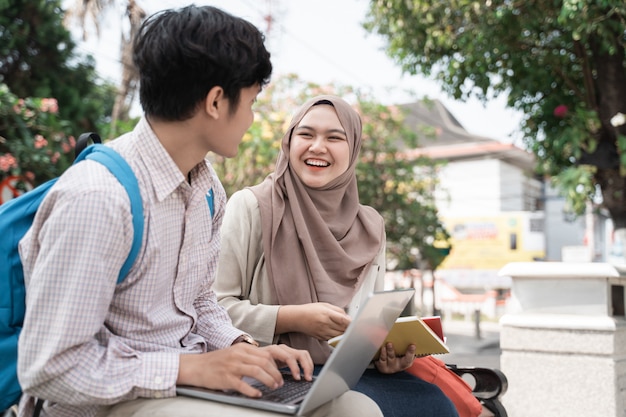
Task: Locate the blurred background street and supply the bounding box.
[439,319,501,370]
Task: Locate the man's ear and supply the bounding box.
[205,86,224,119]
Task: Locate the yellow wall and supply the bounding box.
[439,213,545,270]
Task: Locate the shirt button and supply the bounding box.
[155,376,163,385]
[155,391,162,399]
[106,386,114,393]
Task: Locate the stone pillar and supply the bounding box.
[498,262,626,417]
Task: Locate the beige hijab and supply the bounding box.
[249,95,385,363]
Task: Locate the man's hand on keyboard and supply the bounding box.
[177,343,313,398]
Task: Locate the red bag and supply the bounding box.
[406,356,482,417]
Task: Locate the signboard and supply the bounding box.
[439,212,545,271]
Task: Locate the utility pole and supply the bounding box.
[585,200,595,260]
[264,0,275,36]
[261,0,286,55]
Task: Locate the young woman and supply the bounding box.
[215,95,459,416]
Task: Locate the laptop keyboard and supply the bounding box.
[248,373,314,404]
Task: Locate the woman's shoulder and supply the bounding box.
[226,188,262,219]
[228,188,258,206]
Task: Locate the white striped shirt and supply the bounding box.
[17,118,241,417]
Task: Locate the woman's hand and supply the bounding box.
[374,342,416,374]
[276,302,351,340]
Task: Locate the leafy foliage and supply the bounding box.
[0,84,77,190]
[355,99,450,269]
[0,0,120,192]
[214,74,450,270]
[0,0,117,134]
[364,0,626,226]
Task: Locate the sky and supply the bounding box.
[70,0,524,143]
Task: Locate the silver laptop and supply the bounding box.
[176,288,415,415]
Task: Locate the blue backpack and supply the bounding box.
[0,135,144,411]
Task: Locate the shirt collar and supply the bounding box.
[134,117,213,203]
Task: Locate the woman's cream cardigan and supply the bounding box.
[214,188,386,346]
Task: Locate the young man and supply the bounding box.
[17,6,382,417]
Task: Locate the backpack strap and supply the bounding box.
[75,144,144,283]
[75,132,102,158]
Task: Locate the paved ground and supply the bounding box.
[438,319,501,370]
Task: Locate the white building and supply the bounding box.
[397,99,604,297]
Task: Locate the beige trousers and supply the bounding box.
[96,390,382,417]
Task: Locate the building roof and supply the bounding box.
[399,99,535,172]
[400,99,493,147]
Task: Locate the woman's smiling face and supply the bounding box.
[288,104,350,188]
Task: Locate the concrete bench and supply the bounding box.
[498,261,626,417]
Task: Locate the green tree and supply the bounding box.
[0,84,77,191]
[356,99,450,270]
[214,74,450,271]
[363,1,626,227]
[0,0,116,135]
[64,0,146,138]
[0,0,118,188]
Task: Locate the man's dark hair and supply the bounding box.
[133,5,272,121]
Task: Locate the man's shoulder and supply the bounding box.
[60,159,122,188]
[47,153,136,214]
